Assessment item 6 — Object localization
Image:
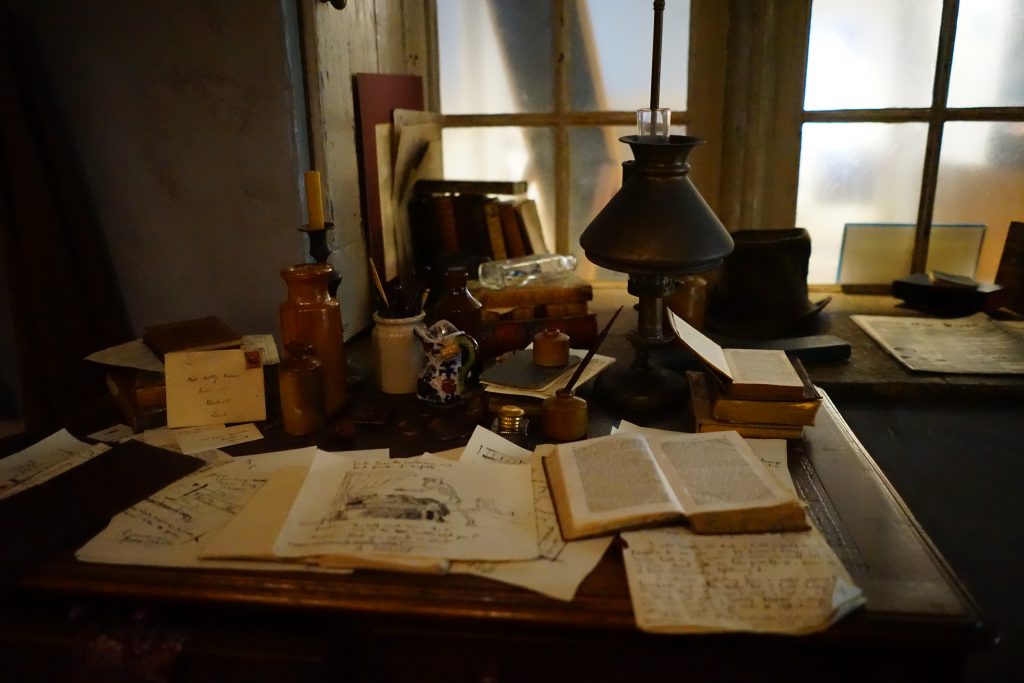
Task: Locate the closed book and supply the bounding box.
[106,373,168,433]
[413,179,528,196]
[499,201,527,257]
[710,359,820,426]
[106,367,166,409]
[480,313,597,358]
[483,201,507,260]
[515,198,549,254]
[688,371,804,439]
[470,273,592,308]
[142,316,242,359]
[451,193,489,258]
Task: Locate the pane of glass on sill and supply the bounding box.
[796,122,928,283]
[804,0,941,111]
[569,125,687,282]
[572,0,689,112]
[440,126,556,254]
[934,121,1024,281]
[948,0,1024,107]
[437,0,553,114]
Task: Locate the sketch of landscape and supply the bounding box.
[275,455,538,562]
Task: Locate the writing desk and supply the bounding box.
[0,289,993,682]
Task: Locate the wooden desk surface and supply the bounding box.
[1,289,997,681]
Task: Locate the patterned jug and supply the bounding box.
[414,320,478,404]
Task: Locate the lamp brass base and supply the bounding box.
[593,361,687,413]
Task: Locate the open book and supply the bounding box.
[544,431,808,541]
[668,310,811,400]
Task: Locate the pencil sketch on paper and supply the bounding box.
[328,470,518,529]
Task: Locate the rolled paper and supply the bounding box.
[304,170,325,230]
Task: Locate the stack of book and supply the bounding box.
[667,311,821,439]
[408,179,548,275]
[470,272,596,357]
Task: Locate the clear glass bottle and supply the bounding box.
[477,254,578,289]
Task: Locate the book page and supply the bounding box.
[852,313,1024,374]
[548,434,682,538]
[645,431,802,527]
[275,456,538,562]
[667,310,732,380]
[621,526,865,634]
[721,348,803,388]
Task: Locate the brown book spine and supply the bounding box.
[430,195,460,254]
[516,198,549,254]
[499,201,527,257]
[483,201,507,260]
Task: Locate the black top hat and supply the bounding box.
[706,228,830,339]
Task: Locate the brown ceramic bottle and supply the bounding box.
[278,342,325,436]
[280,263,347,416]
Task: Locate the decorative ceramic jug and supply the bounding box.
[414,320,478,404]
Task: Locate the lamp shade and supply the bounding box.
[580,135,733,275]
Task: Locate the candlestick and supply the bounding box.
[304,170,325,230]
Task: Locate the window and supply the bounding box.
[435,0,692,280]
[797,0,1024,284]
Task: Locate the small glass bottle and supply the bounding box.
[278,343,325,436]
[433,266,483,344]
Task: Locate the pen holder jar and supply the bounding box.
[541,389,589,441]
[373,311,426,394]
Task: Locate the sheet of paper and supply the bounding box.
[0,429,109,500]
[165,349,266,427]
[453,536,612,602]
[241,334,280,365]
[76,447,319,570]
[667,310,732,380]
[275,455,538,562]
[174,423,263,455]
[621,526,864,635]
[460,429,564,559]
[201,449,389,563]
[84,339,164,373]
[852,313,1024,374]
[88,424,134,443]
[484,352,615,399]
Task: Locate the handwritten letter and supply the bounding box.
[165,349,265,428]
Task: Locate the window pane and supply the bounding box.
[948,0,1024,107]
[804,0,941,110]
[796,122,928,283]
[437,0,553,114]
[934,121,1024,281]
[572,0,689,112]
[441,127,556,252]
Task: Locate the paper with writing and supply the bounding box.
[165,349,266,428]
[461,428,564,559]
[621,526,864,634]
[275,455,538,562]
[76,447,319,570]
[0,429,110,500]
[174,423,263,455]
[88,423,135,444]
[84,339,164,373]
[852,313,1024,374]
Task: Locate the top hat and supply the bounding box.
[706,228,830,339]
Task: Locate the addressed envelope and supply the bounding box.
[165,350,265,428]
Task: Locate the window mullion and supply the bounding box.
[911,0,959,273]
[553,0,571,254]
